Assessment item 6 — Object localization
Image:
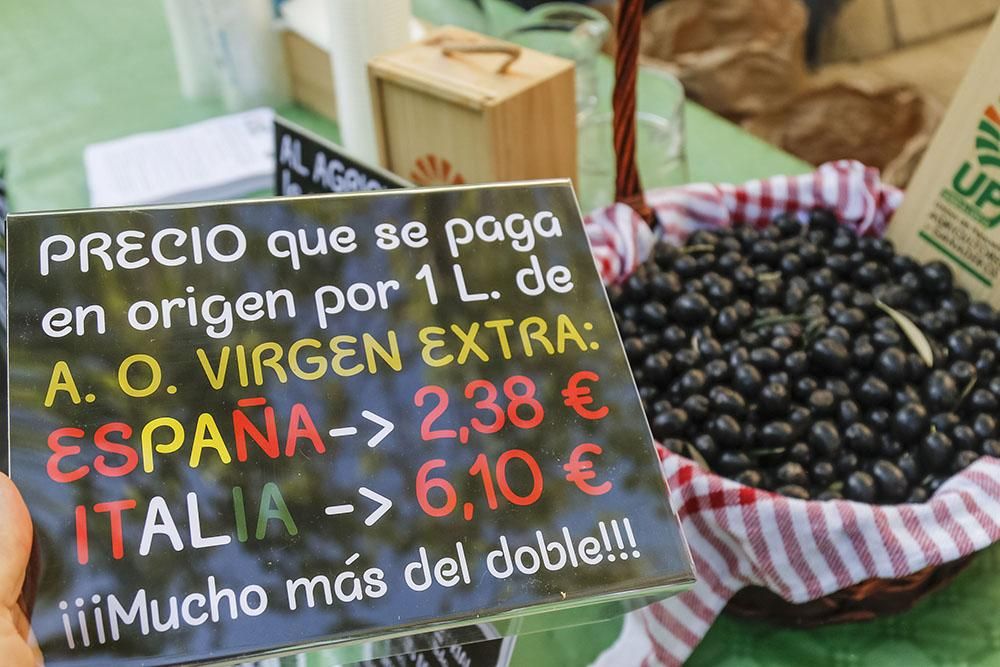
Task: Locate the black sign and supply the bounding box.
[275,117,410,196]
[6,182,693,666]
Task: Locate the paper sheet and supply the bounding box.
[83,107,275,207]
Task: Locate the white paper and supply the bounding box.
[83,108,275,208]
[326,0,412,164]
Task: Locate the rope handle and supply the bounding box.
[613,0,655,227]
[440,42,523,74]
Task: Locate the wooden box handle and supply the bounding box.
[440,42,523,74]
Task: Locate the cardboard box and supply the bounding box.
[889,12,1000,303]
[819,0,1000,63]
[368,26,576,186]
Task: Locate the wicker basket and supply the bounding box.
[722,555,974,628]
[608,0,977,629]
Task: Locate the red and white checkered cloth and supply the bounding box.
[585,160,1000,666]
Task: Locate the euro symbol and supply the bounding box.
[561,370,609,420]
[564,443,613,496]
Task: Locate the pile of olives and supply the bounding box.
[610,210,1000,504]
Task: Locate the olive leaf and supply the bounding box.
[875,300,934,367]
[684,442,712,472]
[757,271,782,282]
[748,447,787,457]
[829,481,844,492]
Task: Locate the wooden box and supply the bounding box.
[282,31,338,122]
[368,26,576,186]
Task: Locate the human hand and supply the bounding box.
[0,473,40,665]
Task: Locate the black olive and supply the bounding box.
[651,409,689,439]
[836,451,860,476]
[838,399,861,426]
[951,424,978,451]
[734,469,764,487]
[952,450,980,473]
[794,376,819,401]
[750,347,783,372]
[681,394,710,423]
[733,364,764,396]
[845,471,877,503]
[649,271,682,301]
[921,431,954,471]
[623,337,646,365]
[643,350,673,385]
[981,439,1000,458]
[845,422,878,455]
[776,485,811,500]
[852,339,876,369]
[759,421,795,448]
[717,450,753,474]
[759,382,791,416]
[857,376,892,406]
[974,414,998,440]
[924,371,959,412]
[787,406,812,438]
[704,359,731,384]
[776,462,809,487]
[921,260,954,295]
[892,403,929,440]
[709,415,744,449]
[709,385,747,417]
[671,293,712,325]
[808,389,836,416]
[896,452,921,483]
[692,434,719,462]
[871,460,908,503]
[875,347,908,385]
[809,421,842,458]
[811,337,850,373]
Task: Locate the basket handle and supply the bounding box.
[613,0,655,227]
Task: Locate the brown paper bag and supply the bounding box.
[742,75,941,186]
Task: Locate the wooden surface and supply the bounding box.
[369,26,576,186]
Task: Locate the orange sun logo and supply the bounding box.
[409,154,465,186]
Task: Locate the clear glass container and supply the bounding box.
[502,3,610,116]
[577,68,688,215]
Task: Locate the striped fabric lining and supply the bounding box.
[583,161,999,666]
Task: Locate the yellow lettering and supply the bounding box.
[190,413,232,467]
[419,326,453,367]
[44,360,81,407]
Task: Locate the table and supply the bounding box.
[4,2,998,666]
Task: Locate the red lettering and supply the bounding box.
[94,499,137,560]
[284,403,326,456]
[75,505,88,565]
[46,427,88,483]
[94,422,138,477]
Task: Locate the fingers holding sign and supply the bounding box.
[0,473,40,666]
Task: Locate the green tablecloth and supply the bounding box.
[4,2,999,666]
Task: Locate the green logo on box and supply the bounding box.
[952,105,1000,228]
